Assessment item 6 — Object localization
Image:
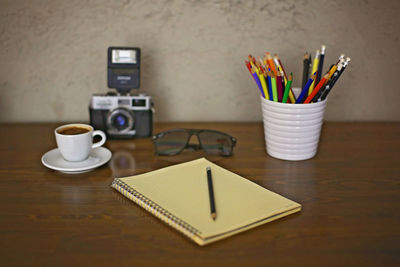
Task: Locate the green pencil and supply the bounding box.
[282,73,293,103]
[270,72,278,102]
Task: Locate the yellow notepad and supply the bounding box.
[111,158,301,246]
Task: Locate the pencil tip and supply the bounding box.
[211,213,217,220]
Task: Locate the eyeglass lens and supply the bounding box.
[198,131,233,156]
[154,130,189,155]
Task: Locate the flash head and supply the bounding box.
[108,47,140,94]
[112,49,137,64]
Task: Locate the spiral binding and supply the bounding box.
[112,178,202,241]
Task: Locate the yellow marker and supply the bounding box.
[308,50,320,96]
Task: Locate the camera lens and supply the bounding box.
[113,114,128,130]
[107,108,134,133]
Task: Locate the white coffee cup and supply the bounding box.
[55,123,106,162]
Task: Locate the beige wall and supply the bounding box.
[0,0,399,122]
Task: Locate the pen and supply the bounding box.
[206,167,217,221]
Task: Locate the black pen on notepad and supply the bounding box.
[206,167,217,221]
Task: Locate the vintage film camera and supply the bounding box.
[89,47,153,139]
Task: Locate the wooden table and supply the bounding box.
[0,122,399,266]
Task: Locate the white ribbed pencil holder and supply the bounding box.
[260,95,327,161]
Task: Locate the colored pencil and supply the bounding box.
[296,72,316,104]
[304,73,329,103]
[316,45,326,84]
[245,48,350,105]
[275,54,288,82]
[248,64,265,98]
[308,50,320,95]
[270,71,278,102]
[313,72,337,102]
[258,70,269,99]
[287,85,296,104]
[274,55,287,88]
[245,60,252,72]
[282,73,293,103]
[276,72,283,102]
[248,54,256,65]
[267,74,273,101]
[320,57,350,100]
[302,52,310,89]
[327,64,338,80]
[265,52,278,76]
[245,60,258,83]
[313,56,345,102]
[274,54,296,103]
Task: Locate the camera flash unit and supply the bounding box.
[108,47,140,94]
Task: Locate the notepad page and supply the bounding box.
[118,158,300,239]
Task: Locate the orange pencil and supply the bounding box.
[264,52,277,76]
[303,73,329,103]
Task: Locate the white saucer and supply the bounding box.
[41,147,112,174]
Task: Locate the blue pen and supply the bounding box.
[296,72,317,104]
[267,75,273,101]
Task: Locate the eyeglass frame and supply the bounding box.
[152,128,237,156]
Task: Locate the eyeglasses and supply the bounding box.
[152,128,237,156]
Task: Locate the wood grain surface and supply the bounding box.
[0,122,399,266]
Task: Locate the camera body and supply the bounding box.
[89,93,153,139]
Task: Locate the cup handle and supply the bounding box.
[92,130,106,149]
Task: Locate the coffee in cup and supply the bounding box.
[57,126,91,135]
[55,123,106,162]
